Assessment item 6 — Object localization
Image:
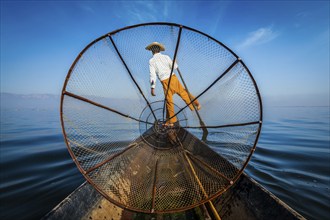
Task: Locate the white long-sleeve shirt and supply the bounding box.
[149,53,178,89]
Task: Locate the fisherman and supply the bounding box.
[146,42,201,126]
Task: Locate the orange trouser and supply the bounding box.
[161,75,199,124]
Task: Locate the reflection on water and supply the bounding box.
[0,109,84,220]
[0,107,329,220]
[246,106,330,220]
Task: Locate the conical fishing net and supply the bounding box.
[61,23,262,213]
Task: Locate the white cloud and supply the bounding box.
[79,4,95,14]
[210,2,230,36]
[120,2,158,24]
[163,1,169,18]
[238,27,279,49]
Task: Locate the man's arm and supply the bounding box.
[149,61,157,96]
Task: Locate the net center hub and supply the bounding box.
[154,120,172,134]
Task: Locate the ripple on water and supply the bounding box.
[1,107,329,220]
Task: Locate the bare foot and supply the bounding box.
[163,122,174,127]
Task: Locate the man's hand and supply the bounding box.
[151,88,156,96]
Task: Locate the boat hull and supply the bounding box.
[43,173,305,220]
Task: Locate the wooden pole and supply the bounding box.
[175,133,221,220]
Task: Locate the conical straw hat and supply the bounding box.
[145,42,165,51]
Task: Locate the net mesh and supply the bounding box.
[61,23,262,213]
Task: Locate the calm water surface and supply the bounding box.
[0,106,329,220]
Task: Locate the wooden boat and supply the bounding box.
[44,127,306,220]
[43,171,305,220]
[43,128,306,220]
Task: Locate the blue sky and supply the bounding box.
[1,0,329,106]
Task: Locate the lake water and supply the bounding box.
[0,106,329,220]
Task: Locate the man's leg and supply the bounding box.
[174,76,200,110]
[161,79,177,124]
[165,92,177,124]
